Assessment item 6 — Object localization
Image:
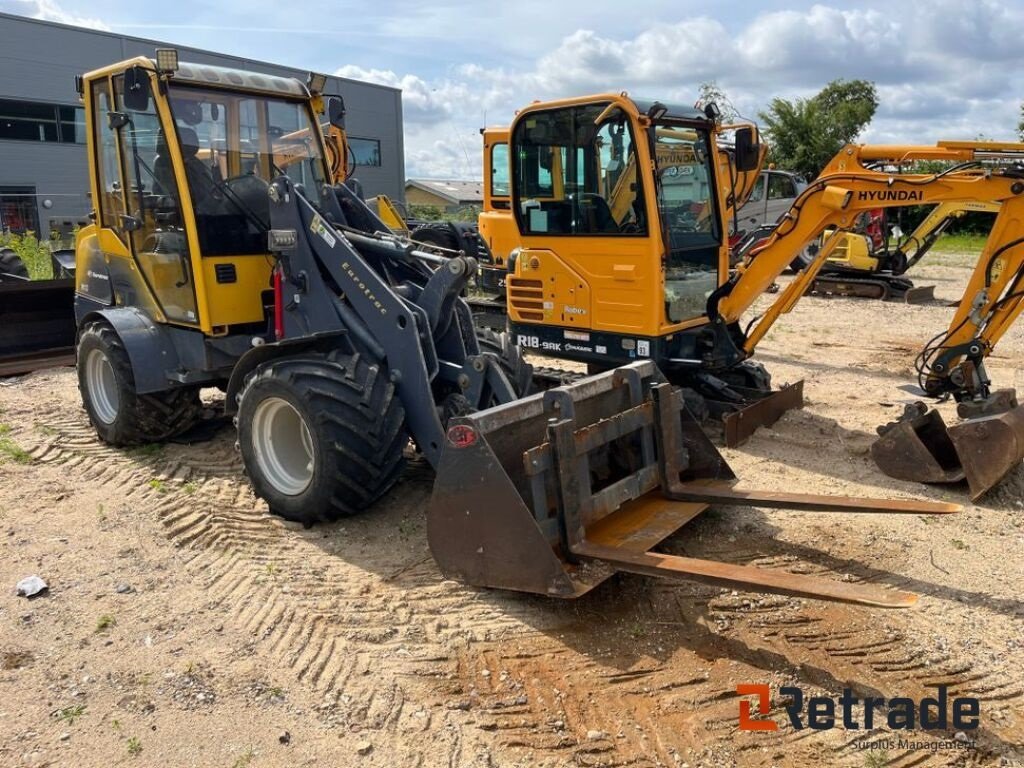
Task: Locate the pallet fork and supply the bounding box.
[428,362,958,605]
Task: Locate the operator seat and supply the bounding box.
[177,127,222,212]
[572,194,618,233]
[152,126,220,211]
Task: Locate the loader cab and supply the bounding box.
[75,56,333,336]
[506,95,727,352]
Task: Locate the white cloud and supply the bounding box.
[338,0,1024,179]
[0,0,109,30]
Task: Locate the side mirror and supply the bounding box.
[327,96,346,129]
[107,111,130,130]
[123,65,151,112]
[734,127,761,173]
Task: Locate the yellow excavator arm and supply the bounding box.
[894,199,1001,272]
[716,142,1024,400]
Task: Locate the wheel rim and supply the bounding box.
[251,397,315,496]
[85,348,120,424]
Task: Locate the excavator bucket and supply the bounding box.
[871,402,1024,500]
[428,362,959,606]
[947,407,1024,501]
[871,404,966,485]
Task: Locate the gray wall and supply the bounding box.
[0,12,404,237]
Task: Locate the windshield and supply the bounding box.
[654,124,721,323]
[166,84,329,256]
[512,102,646,236]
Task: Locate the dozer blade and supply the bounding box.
[947,406,1024,501]
[901,284,936,304]
[722,380,804,447]
[871,404,966,484]
[427,362,959,605]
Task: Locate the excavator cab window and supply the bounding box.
[653,123,721,323]
[512,102,646,237]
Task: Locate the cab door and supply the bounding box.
[112,74,200,326]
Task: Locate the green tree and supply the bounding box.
[758,79,879,178]
[696,81,739,123]
[1017,103,1024,141]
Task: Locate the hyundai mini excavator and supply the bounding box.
[72,52,957,606]
[481,94,1024,498]
[802,200,1000,302]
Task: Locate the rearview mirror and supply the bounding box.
[327,96,346,129]
[734,127,761,173]
[123,65,151,112]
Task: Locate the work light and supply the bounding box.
[307,71,327,94]
[156,48,179,74]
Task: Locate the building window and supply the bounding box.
[0,99,86,144]
[0,187,40,235]
[349,136,381,167]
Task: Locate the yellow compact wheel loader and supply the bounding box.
[71,52,957,606]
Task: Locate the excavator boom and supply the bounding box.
[715,141,1024,497]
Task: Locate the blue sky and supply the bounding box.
[4,0,1022,178]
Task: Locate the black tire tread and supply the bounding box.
[77,322,202,445]
[0,249,29,281]
[410,223,460,252]
[238,351,408,525]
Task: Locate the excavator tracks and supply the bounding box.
[807,274,936,303]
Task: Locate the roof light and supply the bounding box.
[155,48,179,75]
[307,71,328,95]
[704,102,721,121]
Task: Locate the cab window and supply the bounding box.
[767,173,796,200]
[512,102,646,236]
[490,142,509,197]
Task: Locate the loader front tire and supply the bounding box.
[237,352,408,525]
[77,322,202,446]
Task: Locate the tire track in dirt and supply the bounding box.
[5,395,541,766]
[4,385,1021,766]
[447,523,1023,767]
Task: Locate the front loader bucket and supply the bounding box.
[428,362,958,605]
[947,406,1024,501]
[871,404,965,485]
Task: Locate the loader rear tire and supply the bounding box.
[77,322,202,446]
[0,249,29,282]
[237,351,408,525]
[411,223,459,253]
[476,328,533,397]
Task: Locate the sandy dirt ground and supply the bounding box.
[1,256,1022,768]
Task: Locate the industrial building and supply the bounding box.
[0,12,405,239]
[405,179,484,212]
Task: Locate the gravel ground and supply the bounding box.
[0,256,1021,767]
